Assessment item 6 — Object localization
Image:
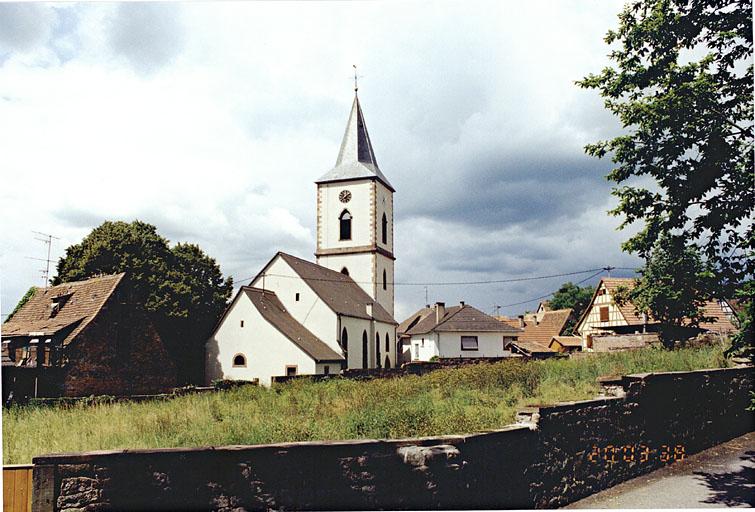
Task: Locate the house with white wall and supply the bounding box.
[205,90,398,384]
[398,302,522,361]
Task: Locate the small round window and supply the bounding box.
[232,354,247,367]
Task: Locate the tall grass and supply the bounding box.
[2,346,728,464]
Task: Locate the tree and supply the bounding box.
[578,0,753,297]
[615,234,718,348]
[4,287,36,323]
[548,282,595,335]
[54,221,233,384]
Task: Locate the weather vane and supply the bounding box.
[352,64,363,93]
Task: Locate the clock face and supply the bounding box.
[339,190,352,203]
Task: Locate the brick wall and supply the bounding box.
[62,288,177,397]
[32,366,753,511]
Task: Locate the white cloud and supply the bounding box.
[0,0,636,323]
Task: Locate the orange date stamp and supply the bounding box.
[588,444,686,464]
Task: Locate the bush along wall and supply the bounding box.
[32,366,753,511]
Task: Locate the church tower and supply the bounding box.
[315,92,395,317]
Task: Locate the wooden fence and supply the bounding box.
[3,465,33,512]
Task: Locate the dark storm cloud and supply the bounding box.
[0,3,55,52]
[108,3,185,73]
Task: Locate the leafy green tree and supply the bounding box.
[578,0,753,296]
[616,235,717,348]
[548,282,595,335]
[725,280,754,359]
[4,287,36,323]
[54,221,233,384]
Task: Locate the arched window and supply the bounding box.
[339,210,352,240]
[341,327,348,352]
[362,330,368,369]
[341,267,350,276]
[383,269,387,290]
[232,354,246,367]
[376,333,381,368]
[381,213,388,244]
[385,332,390,353]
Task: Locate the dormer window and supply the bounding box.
[339,210,352,240]
[50,293,72,318]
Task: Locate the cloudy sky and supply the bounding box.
[0,0,644,321]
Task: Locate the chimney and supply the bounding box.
[460,301,465,307]
[435,302,446,324]
[518,315,525,328]
[366,302,374,318]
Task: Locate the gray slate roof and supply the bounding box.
[277,253,396,325]
[244,287,344,363]
[316,95,395,192]
[400,304,522,336]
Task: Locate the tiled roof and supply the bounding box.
[494,316,521,329]
[244,287,344,363]
[1,274,124,346]
[401,304,523,336]
[397,307,434,336]
[550,336,583,347]
[277,253,396,324]
[577,277,738,334]
[509,340,554,355]
[519,309,572,345]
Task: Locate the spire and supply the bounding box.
[316,93,394,192]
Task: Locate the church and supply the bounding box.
[205,91,398,386]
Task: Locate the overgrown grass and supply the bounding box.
[2,345,729,464]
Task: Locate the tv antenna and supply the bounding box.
[492,305,501,316]
[28,231,60,288]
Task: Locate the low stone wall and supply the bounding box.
[592,333,658,352]
[32,366,753,511]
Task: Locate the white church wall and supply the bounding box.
[339,315,374,369]
[374,254,394,317]
[318,180,374,249]
[252,256,340,354]
[373,321,396,368]
[375,181,394,253]
[316,253,374,299]
[205,293,317,387]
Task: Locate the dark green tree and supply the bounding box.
[54,221,233,384]
[615,235,718,348]
[548,282,595,335]
[4,287,36,323]
[578,0,753,298]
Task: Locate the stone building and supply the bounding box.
[205,92,398,385]
[1,273,176,401]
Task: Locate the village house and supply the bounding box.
[495,304,579,357]
[1,273,177,401]
[205,91,398,385]
[397,302,522,362]
[574,277,739,350]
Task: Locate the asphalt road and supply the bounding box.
[566,432,755,508]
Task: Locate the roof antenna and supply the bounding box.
[28,231,60,289]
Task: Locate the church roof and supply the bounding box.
[316,94,395,192]
[274,252,397,325]
[243,287,344,363]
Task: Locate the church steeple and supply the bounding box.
[316,94,395,192]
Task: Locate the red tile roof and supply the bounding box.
[518,309,572,345]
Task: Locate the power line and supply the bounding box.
[233,267,609,287]
[495,269,606,309]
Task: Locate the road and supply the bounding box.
[566,431,755,508]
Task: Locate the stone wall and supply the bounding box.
[32,366,753,511]
[591,333,658,352]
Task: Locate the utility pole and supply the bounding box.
[28,231,60,288]
[492,305,501,317]
[603,266,615,278]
